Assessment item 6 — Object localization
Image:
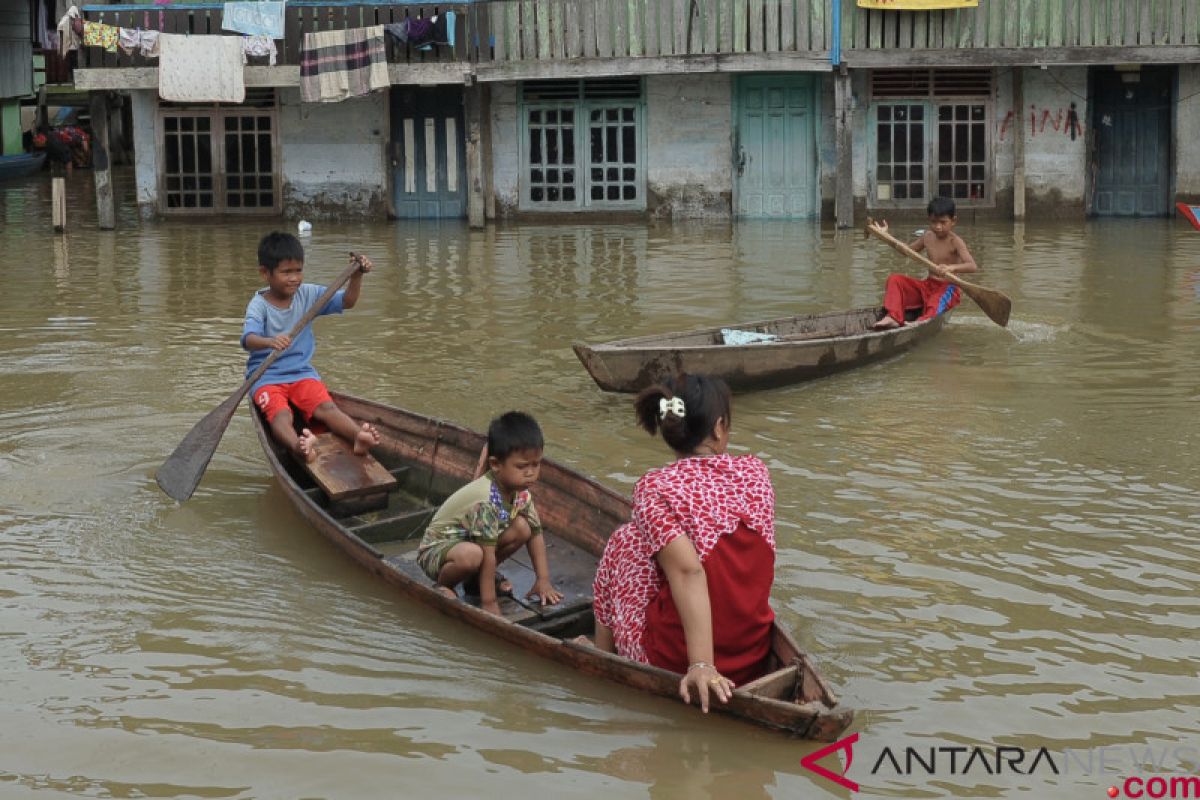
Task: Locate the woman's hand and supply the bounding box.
[680,662,735,713]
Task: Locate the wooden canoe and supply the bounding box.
[573,305,949,393]
[251,392,854,741]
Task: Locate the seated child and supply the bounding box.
[242,231,380,462]
[872,195,979,330]
[418,411,564,616]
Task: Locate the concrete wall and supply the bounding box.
[130,89,158,219]
[1177,64,1200,200]
[490,76,734,219]
[644,74,732,219]
[1021,67,1089,215]
[277,88,388,219]
[130,88,389,219]
[489,82,520,215]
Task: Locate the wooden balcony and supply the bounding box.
[75,0,1200,85]
[841,0,1200,66]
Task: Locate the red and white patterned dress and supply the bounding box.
[593,453,776,683]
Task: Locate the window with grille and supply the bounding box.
[522,79,643,211]
[160,95,279,215]
[869,69,993,207]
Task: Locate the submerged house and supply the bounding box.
[72,0,1200,226]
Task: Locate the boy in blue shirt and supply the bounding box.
[242,232,378,463]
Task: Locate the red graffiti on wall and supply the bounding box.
[997,103,1084,141]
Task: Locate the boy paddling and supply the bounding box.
[872,196,979,330]
[242,232,379,463]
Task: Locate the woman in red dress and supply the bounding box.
[591,373,776,712]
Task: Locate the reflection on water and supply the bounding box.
[1,170,1198,798]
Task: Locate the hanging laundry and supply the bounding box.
[383,12,455,49]
[139,29,160,57]
[118,28,161,57]
[56,5,81,56]
[158,34,245,103]
[222,2,285,39]
[241,35,277,66]
[82,20,120,53]
[300,25,388,103]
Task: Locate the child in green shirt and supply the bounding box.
[418,411,563,616]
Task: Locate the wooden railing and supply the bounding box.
[78,0,1200,72]
[79,1,468,68]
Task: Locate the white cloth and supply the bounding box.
[55,5,80,57]
[721,328,779,345]
[158,33,244,103]
[241,35,277,66]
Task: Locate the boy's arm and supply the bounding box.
[525,533,563,606]
[946,235,978,274]
[340,254,373,310]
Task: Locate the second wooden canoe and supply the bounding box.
[252,392,854,741]
[573,305,950,393]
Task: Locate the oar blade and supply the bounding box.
[959,283,1012,327]
[155,396,242,501]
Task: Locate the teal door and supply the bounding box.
[734,76,817,218]
[1090,67,1172,217]
[390,87,466,219]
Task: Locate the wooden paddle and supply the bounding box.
[865,218,1012,327]
[155,255,367,502]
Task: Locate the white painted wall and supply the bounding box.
[1021,67,1089,207]
[1177,64,1200,197]
[130,89,158,218]
[645,74,732,218]
[277,88,389,218]
[489,82,520,214]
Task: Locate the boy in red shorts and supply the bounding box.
[242,232,379,462]
[872,196,979,330]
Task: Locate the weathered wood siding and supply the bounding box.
[78,0,1200,73]
[0,0,33,98]
[842,0,1200,52]
[470,0,831,62]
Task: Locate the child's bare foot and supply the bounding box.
[353,422,380,456]
[872,315,901,330]
[433,585,458,600]
[296,428,319,463]
[570,635,594,647]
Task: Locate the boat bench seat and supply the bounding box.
[301,432,399,512]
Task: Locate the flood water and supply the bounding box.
[1,171,1197,799]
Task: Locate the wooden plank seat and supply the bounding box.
[301,432,399,511]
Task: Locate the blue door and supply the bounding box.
[390,87,466,219]
[1090,67,1172,217]
[734,75,817,218]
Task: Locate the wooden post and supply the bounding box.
[834,67,854,229]
[464,82,485,228]
[89,91,116,230]
[52,177,67,232]
[482,84,495,221]
[1012,67,1026,220]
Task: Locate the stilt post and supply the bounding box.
[89,91,116,230]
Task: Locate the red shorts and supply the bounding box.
[253,378,332,425]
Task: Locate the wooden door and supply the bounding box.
[734,76,817,218]
[1090,67,1172,217]
[390,86,466,219]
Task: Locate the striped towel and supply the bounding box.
[300,25,389,104]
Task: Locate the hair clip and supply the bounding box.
[659,397,686,419]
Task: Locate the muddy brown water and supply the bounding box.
[1,172,1197,799]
